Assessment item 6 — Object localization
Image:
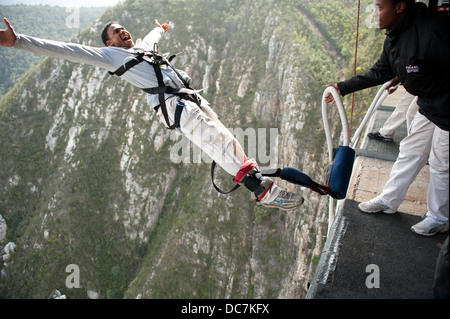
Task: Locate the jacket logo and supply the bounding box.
[406,65,419,73]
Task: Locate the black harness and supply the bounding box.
[109,48,201,129]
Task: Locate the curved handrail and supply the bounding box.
[350,81,391,148]
[321,81,391,234]
[321,86,350,160]
[321,86,350,234]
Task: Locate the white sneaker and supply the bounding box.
[257,190,304,211]
[358,197,396,214]
[411,216,449,236]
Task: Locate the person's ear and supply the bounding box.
[396,1,407,13]
[106,40,114,47]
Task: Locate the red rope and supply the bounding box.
[350,0,361,138]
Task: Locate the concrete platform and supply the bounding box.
[308,199,447,299]
[347,156,429,216]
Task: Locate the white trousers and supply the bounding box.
[155,96,282,203]
[379,107,449,222]
[379,91,419,138]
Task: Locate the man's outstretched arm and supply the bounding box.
[1,18,118,72]
[135,20,169,51]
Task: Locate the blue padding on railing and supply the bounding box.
[327,146,355,200]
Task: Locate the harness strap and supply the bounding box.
[151,62,173,129]
[211,161,241,195]
[146,85,200,129]
[109,50,200,130]
[233,159,259,184]
[143,86,199,101]
[109,53,145,76]
[211,160,275,196]
[173,101,185,129]
[308,181,331,196]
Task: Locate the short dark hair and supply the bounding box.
[391,0,416,8]
[414,1,428,12]
[101,21,118,46]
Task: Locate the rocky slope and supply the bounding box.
[0,0,382,298]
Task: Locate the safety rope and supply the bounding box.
[350,0,361,138]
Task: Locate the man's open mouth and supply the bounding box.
[121,32,132,43]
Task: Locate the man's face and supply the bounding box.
[373,0,406,29]
[106,24,134,48]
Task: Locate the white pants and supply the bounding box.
[379,107,449,223]
[155,96,282,203]
[379,91,419,138]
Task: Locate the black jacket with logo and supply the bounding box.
[337,11,449,131]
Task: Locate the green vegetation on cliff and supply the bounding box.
[0,0,384,298]
[0,4,109,96]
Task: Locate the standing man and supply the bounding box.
[324,0,449,236]
[0,18,304,211]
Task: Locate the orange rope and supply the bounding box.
[350,0,361,138]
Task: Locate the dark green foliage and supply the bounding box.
[0,5,108,96]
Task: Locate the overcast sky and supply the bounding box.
[0,0,121,7]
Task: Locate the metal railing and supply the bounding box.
[321,81,391,234]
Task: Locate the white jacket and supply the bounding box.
[13,26,191,108]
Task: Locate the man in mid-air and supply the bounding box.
[0,17,304,211]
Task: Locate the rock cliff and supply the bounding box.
[0,0,382,298]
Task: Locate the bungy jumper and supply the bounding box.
[107,42,390,215]
[108,44,332,205]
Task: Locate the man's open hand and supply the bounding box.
[0,18,17,47]
[323,84,341,105]
[155,19,170,33]
[386,77,400,94]
[161,24,170,33]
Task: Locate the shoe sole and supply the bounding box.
[411,225,449,237]
[368,134,393,142]
[260,197,305,211]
